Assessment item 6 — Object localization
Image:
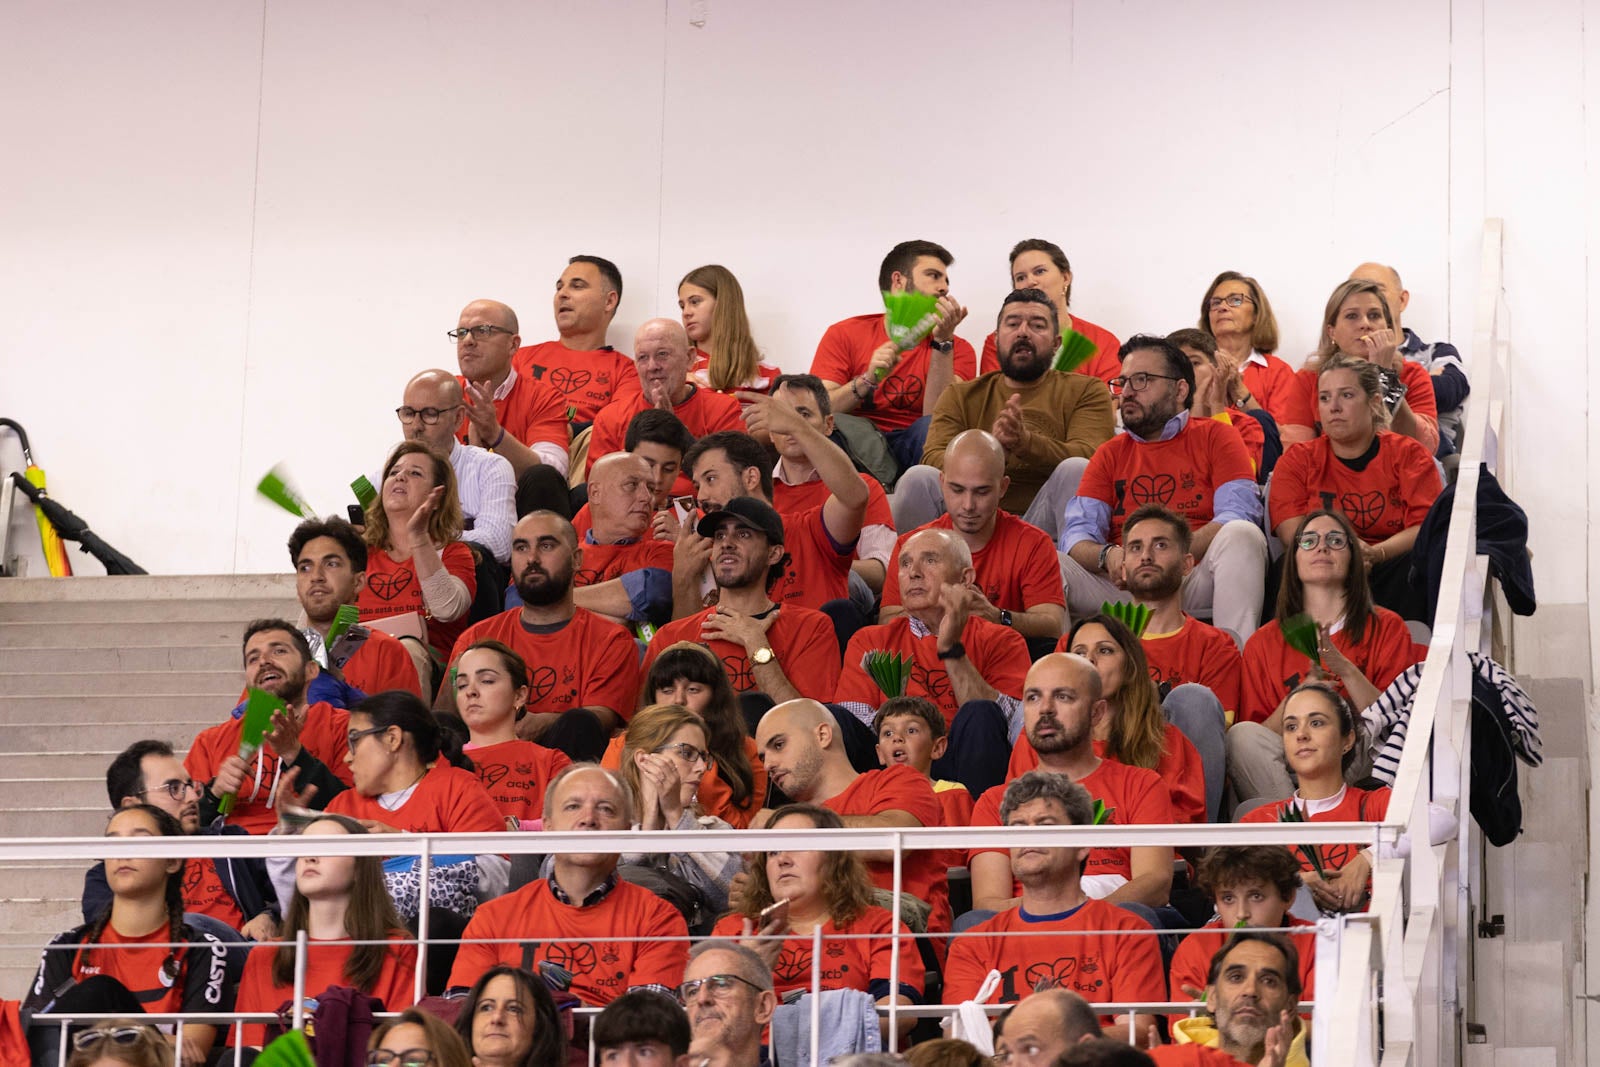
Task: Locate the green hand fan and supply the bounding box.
[254,1029,315,1067]
[881,290,942,367]
[1101,600,1152,638]
[1052,328,1099,374]
[862,650,912,699]
[257,464,317,518]
[350,475,377,511]
[325,603,360,646]
[1280,613,1323,669]
[1276,803,1328,877]
[1091,799,1114,825]
[217,688,287,816]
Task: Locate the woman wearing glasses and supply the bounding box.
[617,704,742,916]
[452,640,572,825]
[358,440,478,693]
[234,814,417,1048]
[1197,270,1296,425]
[369,1007,473,1067]
[65,1023,170,1067]
[1229,510,1424,806]
[452,965,565,1067]
[1268,355,1442,620]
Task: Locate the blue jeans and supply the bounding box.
[884,416,932,474]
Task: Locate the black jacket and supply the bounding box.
[1410,464,1535,619]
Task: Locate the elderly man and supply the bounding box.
[881,430,1066,653]
[447,764,689,1004]
[833,527,1031,796]
[1166,933,1303,1067]
[1350,261,1469,456]
[555,452,672,627]
[681,940,776,1067]
[991,989,1105,1065]
[894,288,1115,532]
[944,771,1166,1042]
[450,298,572,518]
[513,255,641,425]
[587,319,746,486]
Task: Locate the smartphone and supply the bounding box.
[347,504,365,525]
[758,898,790,928]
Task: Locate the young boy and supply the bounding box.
[1167,846,1316,1023]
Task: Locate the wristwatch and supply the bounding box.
[1097,543,1115,574]
[936,642,966,661]
[751,646,776,666]
[930,339,955,353]
[999,609,1014,628]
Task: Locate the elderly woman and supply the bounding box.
[1197,270,1297,425]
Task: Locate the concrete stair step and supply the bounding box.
[0,620,258,649]
[1,965,40,1000]
[0,897,82,929]
[0,752,189,778]
[0,865,91,902]
[0,645,239,673]
[0,575,295,605]
[2,722,207,751]
[1475,939,1571,1064]
[0,598,296,625]
[2,695,237,724]
[0,671,241,697]
[0,808,119,837]
[0,778,109,808]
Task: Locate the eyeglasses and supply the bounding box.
[72,1027,154,1051]
[1297,530,1351,551]
[1208,293,1256,310]
[1108,372,1181,394]
[396,404,463,425]
[678,973,766,1002]
[656,742,711,767]
[447,325,514,341]
[135,778,200,802]
[347,725,389,750]
[367,1050,436,1067]
[991,1041,1049,1067]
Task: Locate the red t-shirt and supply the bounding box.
[1240,353,1301,427]
[881,511,1064,612]
[1134,615,1242,719]
[767,505,855,610]
[183,857,246,930]
[1077,416,1256,543]
[61,923,228,1018]
[836,616,1031,732]
[455,371,569,451]
[643,604,841,700]
[1268,433,1442,543]
[1150,1043,1255,1067]
[823,765,949,931]
[587,386,746,491]
[980,313,1122,384]
[338,627,423,699]
[971,758,1172,881]
[690,349,783,394]
[325,759,506,834]
[1283,361,1438,435]
[1238,608,1423,724]
[1007,727,1205,826]
[513,341,641,424]
[448,878,689,1005]
[809,313,981,433]
[358,542,479,655]
[1166,915,1316,1023]
[234,935,417,1045]
[942,898,1166,1019]
[711,905,925,999]
[601,734,767,830]
[774,470,893,530]
[1240,787,1392,876]
[576,535,674,587]
[448,607,642,721]
[185,702,353,834]
[464,739,572,822]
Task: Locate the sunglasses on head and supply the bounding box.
[72,1026,156,1051]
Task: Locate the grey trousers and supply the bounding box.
[1164,683,1227,822]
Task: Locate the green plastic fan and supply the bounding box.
[1052,327,1099,374]
[881,290,942,366]
[862,650,912,699]
[1101,601,1152,638]
[325,603,360,646]
[254,1028,315,1067]
[217,689,286,816]
[257,464,317,518]
[1280,613,1323,669]
[1276,803,1327,877]
[1091,799,1114,825]
[350,475,376,511]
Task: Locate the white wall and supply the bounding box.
[0,1,1587,608]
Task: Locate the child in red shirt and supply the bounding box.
[452,640,572,824]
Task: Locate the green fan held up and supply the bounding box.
[1280,613,1323,670]
[862,650,912,699]
[1276,803,1328,878]
[1100,601,1152,638]
[257,464,317,519]
[1091,799,1114,825]
[880,290,942,376]
[216,688,287,816]
[1053,327,1099,374]
[325,603,360,647]
[350,474,377,511]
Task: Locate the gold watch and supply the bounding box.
[751,646,776,666]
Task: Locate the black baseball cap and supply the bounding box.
[695,497,785,545]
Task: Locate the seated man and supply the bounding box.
[1057,335,1268,640]
[558,453,673,628]
[983,238,1124,384]
[834,528,1031,795]
[809,239,977,482]
[644,498,841,707]
[1351,261,1470,456]
[451,298,572,517]
[572,408,696,540]
[882,430,1067,655]
[513,255,641,426]
[681,940,776,1067]
[186,620,353,833]
[943,771,1165,1041]
[1169,933,1304,1067]
[593,989,692,1066]
[83,741,278,941]
[444,512,641,762]
[752,699,948,932]
[991,990,1106,1063]
[968,654,1174,916]
[767,373,897,604]
[588,319,746,488]
[896,288,1115,533]
[289,517,421,698]
[447,764,689,1004]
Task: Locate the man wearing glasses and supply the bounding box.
[680,941,776,1067]
[990,990,1104,1066]
[1059,335,1268,641]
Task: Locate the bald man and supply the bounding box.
[451,298,573,517]
[893,288,1116,536]
[992,990,1104,1062]
[880,430,1066,649]
[397,368,515,565]
[833,528,1032,796]
[1349,262,1470,455]
[586,318,746,489]
[558,452,673,626]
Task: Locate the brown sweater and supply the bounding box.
[922,370,1116,513]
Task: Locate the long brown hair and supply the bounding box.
[735,804,876,926]
[681,265,761,391]
[1307,278,1394,371]
[363,440,464,551]
[1276,509,1375,643]
[273,813,408,990]
[1067,614,1166,770]
[620,704,706,809]
[1198,270,1280,352]
[643,642,754,807]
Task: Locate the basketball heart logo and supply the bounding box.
[1025,956,1079,990]
[548,368,592,394]
[1129,473,1177,506]
[528,666,557,703]
[1339,490,1386,529]
[877,374,924,410]
[576,567,602,587]
[364,571,413,602]
[722,654,755,692]
[773,945,811,984]
[183,861,205,895]
[478,763,510,790]
[910,663,952,703]
[545,942,597,976]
